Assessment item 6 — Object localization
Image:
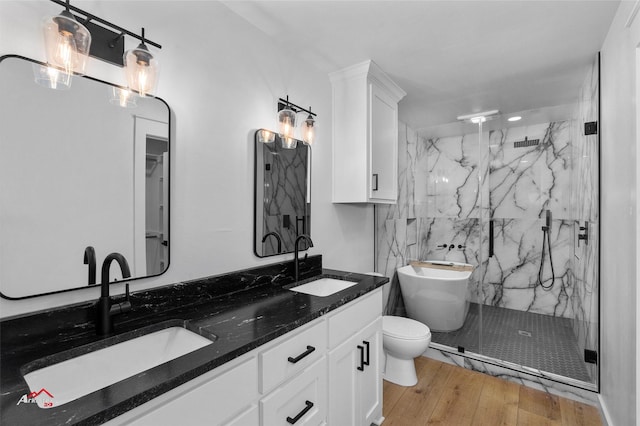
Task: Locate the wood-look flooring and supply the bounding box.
[383,357,602,426]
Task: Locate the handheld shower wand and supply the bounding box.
[537,210,555,290]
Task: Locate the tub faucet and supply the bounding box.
[294,234,314,282]
[96,253,132,335]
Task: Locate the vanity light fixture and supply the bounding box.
[42,0,91,76]
[508,116,522,122]
[277,97,297,143]
[276,96,318,149]
[42,0,162,96]
[124,28,159,97]
[259,98,318,148]
[300,108,316,146]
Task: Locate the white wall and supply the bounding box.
[0,1,374,317]
[599,1,639,425]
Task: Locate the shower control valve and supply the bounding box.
[578,221,589,246]
[457,244,466,250]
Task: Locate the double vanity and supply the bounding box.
[0,55,393,426]
[0,255,388,425]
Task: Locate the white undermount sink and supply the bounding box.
[22,325,214,408]
[289,277,358,297]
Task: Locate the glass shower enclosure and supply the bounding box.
[428,54,601,390]
[375,53,600,391]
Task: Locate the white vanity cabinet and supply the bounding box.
[327,291,383,426]
[105,288,383,426]
[330,60,406,204]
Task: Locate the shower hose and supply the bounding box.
[537,224,555,290]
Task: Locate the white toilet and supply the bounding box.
[382,315,431,386]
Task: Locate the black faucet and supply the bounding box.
[83,246,96,285]
[294,234,314,283]
[96,253,132,335]
[262,231,283,254]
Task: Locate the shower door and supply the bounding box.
[475,54,600,389]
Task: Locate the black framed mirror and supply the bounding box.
[0,55,171,299]
[254,129,310,257]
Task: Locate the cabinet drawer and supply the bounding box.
[123,356,258,426]
[260,358,327,426]
[260,320,326,393]
[328,289,382,348]
[223,404,258,426]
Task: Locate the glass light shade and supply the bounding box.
[109,86,137,108]
[301,114,316,145]
[32,63,72,90]
[277,108,296,139]
[42,11,91,76]
[257,129,276,143]
[281,136,297,149]
[124,44,159,97]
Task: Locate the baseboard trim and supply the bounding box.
[372,415,385,425]
[598,394,615,426]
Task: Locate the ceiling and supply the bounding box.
[223,0,620,137]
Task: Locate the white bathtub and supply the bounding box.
[397,262,473,332]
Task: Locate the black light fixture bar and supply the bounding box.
[49,0,162,49]
[278,97,317,117]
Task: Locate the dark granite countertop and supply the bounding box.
[0,256,388,425]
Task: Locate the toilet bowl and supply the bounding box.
[382,315,431,386]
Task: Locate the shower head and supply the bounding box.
[456,109,500,124]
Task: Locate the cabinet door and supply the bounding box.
[369,83,398,203]
[327,335,359,426]
[328,317,383,426]
[358,319,383,425]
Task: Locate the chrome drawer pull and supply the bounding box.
[286,400,314,424]
[287,345,315,364]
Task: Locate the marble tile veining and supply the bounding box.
[376,72,600,389]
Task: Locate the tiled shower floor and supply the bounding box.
[430,303,592,382]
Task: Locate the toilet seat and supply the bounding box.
[383,315,431,340]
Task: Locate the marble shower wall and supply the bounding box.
[376,119,585,319]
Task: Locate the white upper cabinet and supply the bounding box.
[330,60,406,204]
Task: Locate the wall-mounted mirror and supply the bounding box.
[254,130,310,257]
[0,55,170,299]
